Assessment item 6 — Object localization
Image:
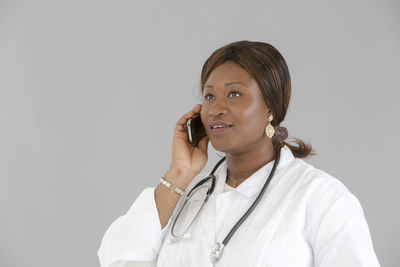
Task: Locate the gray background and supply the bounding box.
[0,0,399,266]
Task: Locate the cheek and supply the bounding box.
[235,104,267,131]
[236,100,260,119]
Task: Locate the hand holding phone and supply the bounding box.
[165,104,209,189]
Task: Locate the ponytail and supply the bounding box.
[273,137,315,158]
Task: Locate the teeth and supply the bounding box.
[212,125,228,129]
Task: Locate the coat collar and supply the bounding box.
[187,145,295,201]
[213,145,295,198]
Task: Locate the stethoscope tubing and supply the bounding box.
[221,149,280,246]
[186,155,226,198]
[170,157,224,239]
[171,149,281,263]
[185,149,281,246]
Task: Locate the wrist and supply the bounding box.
[163,168,195,190]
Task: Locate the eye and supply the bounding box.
[204,93,214,100]
[203,90,241,100]
[228,90,241,98]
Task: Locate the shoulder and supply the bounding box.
[287,161,380,265]
[289,158,357,201]
[281,158,365,221]
[286,158,368,232]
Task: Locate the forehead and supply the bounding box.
[205,61,254,88]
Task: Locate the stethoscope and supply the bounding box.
[169,149,281,264]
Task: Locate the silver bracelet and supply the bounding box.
[160,177,186,196]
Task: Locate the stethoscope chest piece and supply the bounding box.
[210,242,225,263]
[170,150,280,264]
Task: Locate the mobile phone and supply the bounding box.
[187,113,207,145]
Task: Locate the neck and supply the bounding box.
[225,140,275,186]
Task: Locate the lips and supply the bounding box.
[209,121,233,129]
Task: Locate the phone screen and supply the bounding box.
[187,114,207,145]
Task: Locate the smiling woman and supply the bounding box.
[98,41,380,267]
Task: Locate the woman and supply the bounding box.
[98,41,380,266]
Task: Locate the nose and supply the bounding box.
[207,98,228,118]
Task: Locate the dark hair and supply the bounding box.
[200,40,315,158]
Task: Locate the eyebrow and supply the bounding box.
[204,81,247,89]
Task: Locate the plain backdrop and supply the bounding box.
[0,0,399,266]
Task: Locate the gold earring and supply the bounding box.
[265,114,275,139]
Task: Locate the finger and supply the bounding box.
[192,103,202,113]
[175,104,202,131]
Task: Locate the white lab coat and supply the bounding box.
[98,145,380,267]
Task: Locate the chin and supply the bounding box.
[210,138,240,154]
